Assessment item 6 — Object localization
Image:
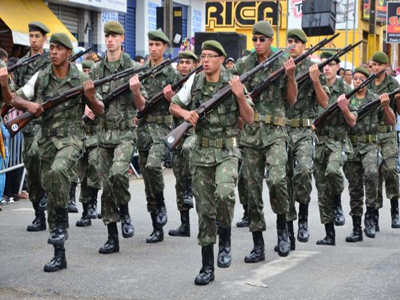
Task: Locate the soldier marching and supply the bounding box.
[2,20,400,287]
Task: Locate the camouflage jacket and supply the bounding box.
[137,60,180,151]
[13,50,51,89]
[172,67,243,167]
[368,73,399,141]
[347,90,381,159]
[233,50,289,148]
[16,63,91,151]
[315,77,357,154]
[90,52,146,147]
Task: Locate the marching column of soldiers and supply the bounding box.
[0,19,400,286]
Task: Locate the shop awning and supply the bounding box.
[0,0,77,47]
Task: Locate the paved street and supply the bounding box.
[1,168,400,300]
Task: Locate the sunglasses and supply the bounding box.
[252,37,268,43]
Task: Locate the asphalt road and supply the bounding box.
[1,169,400,300]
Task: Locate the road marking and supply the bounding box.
[229,251,320,289]
[12,208,34,212]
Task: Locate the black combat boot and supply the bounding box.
[364,207,376,238]
[390,199,400,229]
[194,245,215,285]
[274,220,295,252]
[316,223,335,246]
[155,192,167,227]
[244,231,265,263]
[276,214,291,257]
[27,201,46,232]
[39,192,48,211]
[333,194,345,226]
[67,182,78,213]
[236,204,249,228]
[99,222,119,254]
[44,244,67,272]
[146,213,164,243]
[346,216,363,242]
[48,208,69,245]
[374,209,380,232]
[168,210,190,237]
[217,226,231,268]
[76,203,91,227]
[297,203,309,242]
[183,177,194,209]
[87,187,99,219]
[119,204,134,238]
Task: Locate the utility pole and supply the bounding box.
[164,0,173,56]
[367,0,376,60]
[276,0,280,49]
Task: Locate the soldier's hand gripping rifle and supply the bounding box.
[357,82,400,120]
[1,53,44,117]
[313,69,385,127]
[81,56,179,123]
[6,65,149,137]
[69,47,93,62]
[137,65,204,119]
[163,47,292,151]
[250,33,340,99]
[296,40,363,86]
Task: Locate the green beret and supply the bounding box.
[372,51,389,64]
[50,33,73,50]
[104,21,124,35]
[201,40,227,57]
[287,29,308,43]
[82,60,95,69]
[252,21,274,38]
[28,22,49,35]
[179,50,197,61]
[320,51,340,63]
[148,30,169,44]
[353,67,369,78]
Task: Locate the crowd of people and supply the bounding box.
[1,19,400,287]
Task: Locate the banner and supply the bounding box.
[387,2,400,43]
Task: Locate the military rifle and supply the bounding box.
[163,46,292,151]
[358,82,400,120]
[137,65,203,119]
[296,40,363,86]
[250,33,340,99]
[313,69,385,127]
[69,47,93,62]
[82,56,179,123]
[6,65,149,137]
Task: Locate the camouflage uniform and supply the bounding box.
[368,74,400,208]
[137,60,180,214]
[314,78,357,224]
[172,67,244,246]
[90,53,145,225]
[343,90,381,216]
[13,51,51,206]
[285,58,330,221]
[16,63,89,230]
[233,50,289,232]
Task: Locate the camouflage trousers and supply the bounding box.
[172,134,196,212]
[68,164,79,185]
[343,145,378,217]
[242,138,289,232]
[78,145,101,203]
[23,130,44,204]
[39,137,83,231]
[378,135,399,208]
[286,131,314,222]
[314,141,345,224]
[237,158,246,206]
[98,140,134,225]
[192,157,239,246]
[139,142,166,214]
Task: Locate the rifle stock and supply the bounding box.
[164,121,193,150]
[137,65,203,119]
